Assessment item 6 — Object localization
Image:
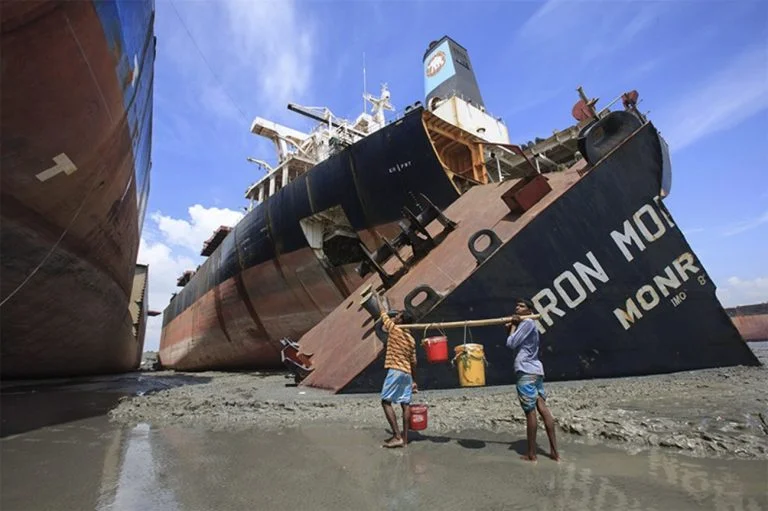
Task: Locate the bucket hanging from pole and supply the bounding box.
[453,343,486,387]
[422,336,449,364]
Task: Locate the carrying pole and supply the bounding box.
[399,314,540,331]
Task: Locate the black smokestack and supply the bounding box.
[423,36,485,110]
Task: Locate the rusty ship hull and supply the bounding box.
[0,0,156,378]
[726,303,768,343]
[159,35,758,385]
[299,117,761,393]
[159,109,466,370]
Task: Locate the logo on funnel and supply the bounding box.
[426,51,446,77]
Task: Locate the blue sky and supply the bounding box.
[139,0,768,351]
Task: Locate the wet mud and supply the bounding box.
[109,365,768,461]
[2,417,766,511]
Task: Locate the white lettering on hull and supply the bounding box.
[612,252,702,331]
[36,153,78,182]
[533,251,608,333]
[526,197,705,334]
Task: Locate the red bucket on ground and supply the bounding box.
[422,336,448,364]
[409,404,428,431]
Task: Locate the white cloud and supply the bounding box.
[138,204,244,351]
[517,0,567,40]
[717,276,768,307]
[656,45,768,151]
[722,209,768,237]
[168,0,315,121]
[578,5,661,65]
[137,238,196,351]
[152,204,244,253]
[226,0,314,110]
[504,0,665,127]
[517,0,661,65]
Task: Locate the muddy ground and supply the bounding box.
[110,364,768,461]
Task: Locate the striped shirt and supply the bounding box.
[381,311,417,375]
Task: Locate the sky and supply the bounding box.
[138,0,768,351]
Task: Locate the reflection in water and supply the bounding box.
[2,418,766,511]
[98,423,179,511]
[382,450,420,511]
[0,372,211,438]
[649,449,765,511]
[537,447,768,511]
[537,448,767,511]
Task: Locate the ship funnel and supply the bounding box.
[423,36,485,110]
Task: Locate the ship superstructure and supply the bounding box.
[159,35,757,383]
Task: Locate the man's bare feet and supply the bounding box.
[520,454,537,462]
[383,437,405,448]
[549,452,561,462]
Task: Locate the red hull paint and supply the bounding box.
[730,314,768,342]
[158,224,403,371]
[1,2,144,377]
[725,304,768,342]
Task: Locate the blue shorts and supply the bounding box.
[380,368,413,405]
[516,372,547,413]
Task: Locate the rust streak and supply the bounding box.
[213,284,233,344]
[232,225,277,351]
[233,273,269,343]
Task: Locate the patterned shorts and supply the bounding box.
[516,371,547,413]
[380,368,413,405]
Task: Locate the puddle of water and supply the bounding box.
[0,373,210,438]
[1,416,765,511]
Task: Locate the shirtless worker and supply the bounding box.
[376,295,417,448]
[506,298,560,462]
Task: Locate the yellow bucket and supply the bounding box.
[453,343,486,387]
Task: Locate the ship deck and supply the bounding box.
[299,163,585,392]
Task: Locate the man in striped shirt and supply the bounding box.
[376,295,417,448]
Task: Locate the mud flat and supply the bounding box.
[109,364,768,461]
[4,416,766,511]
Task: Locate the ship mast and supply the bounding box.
[245,83,396,207]
[364,84,394,131]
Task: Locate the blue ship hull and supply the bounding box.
[0,0,156,378]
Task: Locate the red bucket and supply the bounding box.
[422,336,448,364]
[409,404,428,431]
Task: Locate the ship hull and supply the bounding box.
[159,109,462,370]
[159,104,758,382]
[726,304,768,343]
[0,1,155,378]
[297,121,760,393]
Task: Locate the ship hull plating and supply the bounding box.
[301,122,760,393]
[159,110,461,370]
[0,1,155,378]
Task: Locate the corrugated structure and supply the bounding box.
[299,118,761,393]
[726,303,768,342]
[1,0,156,378]
[130,264,150,365]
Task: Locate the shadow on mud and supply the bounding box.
[0,372,210,437]
[407,431,553,457]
